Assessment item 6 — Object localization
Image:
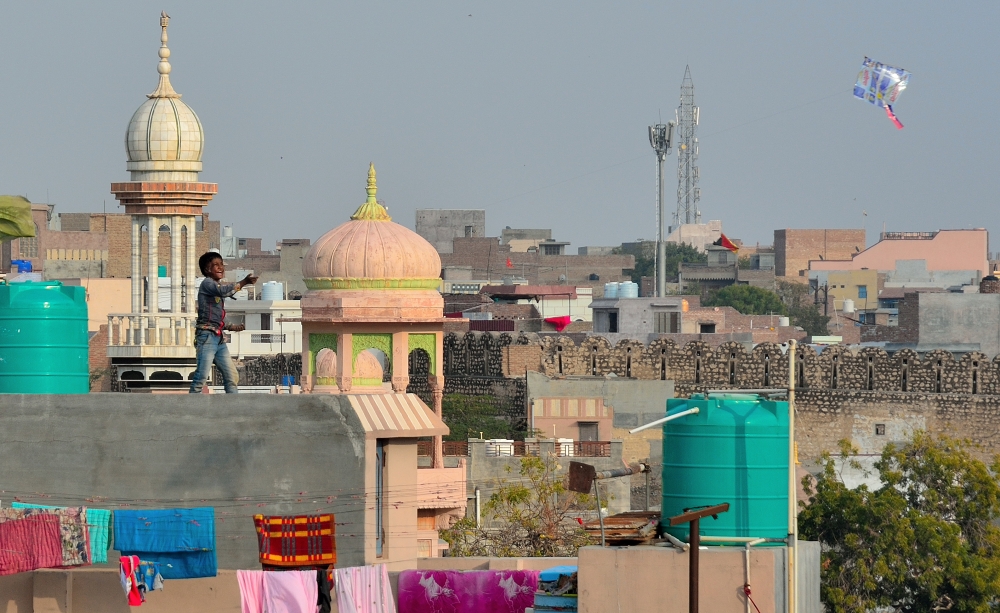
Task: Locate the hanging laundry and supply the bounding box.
[119,555,145,606]
[114,507,216,579]
[335,564,397,613]
[317,569,333,613]
[253,514,336,568]
[0,514,63,576]
[0,507,90,567]
[397,569,539,613]
[237,570,318,613]
[138,560,164,592]
[13,502,112,564]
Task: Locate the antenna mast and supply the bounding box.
[648,122,674,298]
[674,66,701,229]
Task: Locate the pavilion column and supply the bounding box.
[391,331,410,392]
[170,216,181,314]
[431,374,444,469]
[337,333,353,393]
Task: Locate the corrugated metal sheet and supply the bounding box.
[347,393,448,437]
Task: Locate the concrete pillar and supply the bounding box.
[337,333,353,393]
[147,215,159,318]
[170,216,181,314]
[131,216,141,314]
[431,374,444,468]
[186,218,197,313]
[32,570,72,613]
[391,331,409,392]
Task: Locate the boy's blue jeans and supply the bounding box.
[189,330,240,393]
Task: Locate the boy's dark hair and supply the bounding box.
[199,251,223,276]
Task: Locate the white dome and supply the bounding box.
[125,97,204,176]
[124,12,204,181]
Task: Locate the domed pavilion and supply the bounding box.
[301,164,448,466]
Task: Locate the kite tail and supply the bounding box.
[885,105,904,130]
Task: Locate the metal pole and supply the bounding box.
[657,152,666,297]
[475,488,481,528]
[645,468,650,512]
[690,516,700,613]
[787,339,798,613]
[594,482,606,547]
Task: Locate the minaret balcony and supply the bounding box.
[107,312,197,359]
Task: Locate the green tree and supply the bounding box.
[614,242,706,284]
[441,455,594,557]
[703,285,787,315]
[442,394,523,441]
[776,280,830,336]
[738,255,753,270]
[799,433,1000,613]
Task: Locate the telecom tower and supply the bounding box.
[648,122,674,298]
[673,65,701,230]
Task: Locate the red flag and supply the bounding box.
[713,233,739,252]
[506,257,513,268]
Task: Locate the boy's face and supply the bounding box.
[206,257,225,281]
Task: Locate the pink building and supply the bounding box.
[808,229,989,277]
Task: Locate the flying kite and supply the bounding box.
[854,57,910,129]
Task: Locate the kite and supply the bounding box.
[854,57,910,129]
[0,195,36,242]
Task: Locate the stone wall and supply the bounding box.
[437,332,1000,460]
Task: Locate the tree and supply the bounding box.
[614,242,706,284]
[703,285,787,315]
[442,394,525,441]
[799,433,1000,613]
[776,279,830,336]
[441,456,595,557]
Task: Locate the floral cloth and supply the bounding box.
[397,570,539,613]
[0,506,90,567]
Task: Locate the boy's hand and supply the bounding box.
[226,324,246,332]
[243,275,259,286]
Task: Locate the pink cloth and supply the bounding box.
[237,570,265,613]
[263,570,318,613]
[335,564,396,613]
[397,570,538,613]
[0,514,64,576]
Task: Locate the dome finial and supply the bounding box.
[351,163,392,221]
[148,11,181,99]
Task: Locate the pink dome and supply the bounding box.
[303,164,441,290]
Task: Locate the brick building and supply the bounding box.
[4,204,220,280]
[774,228,866,278]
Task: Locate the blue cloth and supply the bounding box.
[189,329,240,393]
[114,508,217,579]
[138,560,164,591]
[12,503,112,564]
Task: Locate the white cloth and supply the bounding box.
[335,564,396,613]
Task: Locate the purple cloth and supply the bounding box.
[397,570,539,613]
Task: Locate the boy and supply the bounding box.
[189,252,258,393]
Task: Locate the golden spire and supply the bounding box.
[350,163,392,221]
[148,11,181,99]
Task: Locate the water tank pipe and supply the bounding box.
[629,407,699,434]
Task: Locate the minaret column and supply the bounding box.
[131,216,142,314]
[186,217,197,312]
[170,216,181,314]
[147,215,159,321]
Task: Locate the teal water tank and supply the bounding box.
[661,394,788,541]
[0,281,89,394]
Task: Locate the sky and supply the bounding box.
[1,2,998,252]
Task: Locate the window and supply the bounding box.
[579,422,599,442]
[654,312,681,334]
[699,323,716,334]
[18,224,39,258]
[875,424,886,436]
[260,313,271,330]
[608,312,618,333]
[375,440,386,557]
[670,312,680,333]
[857,285,868,299]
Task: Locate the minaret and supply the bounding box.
[111,13,216,352]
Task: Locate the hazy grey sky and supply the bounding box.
[1,2,997,251]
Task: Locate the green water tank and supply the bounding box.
[661,393,789,541]
[0,281,89,394]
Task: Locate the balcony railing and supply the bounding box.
[107,313,197,358]
[417,440,611,458]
